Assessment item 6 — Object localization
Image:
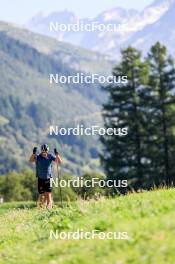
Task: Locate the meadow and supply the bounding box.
[0,189,175,264]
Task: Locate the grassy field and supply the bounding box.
[0,189,175,264]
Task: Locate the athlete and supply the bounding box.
[29,144,62,209]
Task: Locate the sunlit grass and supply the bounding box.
[0,189,175,264]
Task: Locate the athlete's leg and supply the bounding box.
[46,192,52,209]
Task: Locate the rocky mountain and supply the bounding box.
[27,0,175,57]
[125,0,175,55]
[28,8,138,55]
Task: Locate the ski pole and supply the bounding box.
[33,147,38,207]
[54,148,63,208]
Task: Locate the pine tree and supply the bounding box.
[147,42,175,187]
[101,47,150,191]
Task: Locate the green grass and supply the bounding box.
[0,189,175,264]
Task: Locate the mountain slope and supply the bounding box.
[0,22,112,175]
[0,20,112,73]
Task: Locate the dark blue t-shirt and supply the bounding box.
[36,153,56,179]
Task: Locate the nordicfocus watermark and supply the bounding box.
[50,21,138,33]
[49,125,128,137]
[50,178,127,189]
[49,73,127,85]
[50,229,129,240]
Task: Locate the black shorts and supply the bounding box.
[38,178,52,194]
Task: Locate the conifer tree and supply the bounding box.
[101,47,150,191]
[147,42,175,187]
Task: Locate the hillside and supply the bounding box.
[0,21,113,175]
[0,21,112,73]
[0,189,175,263]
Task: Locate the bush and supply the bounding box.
[73,172,106,199]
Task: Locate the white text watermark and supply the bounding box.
[50,21,139,33]
[50,178,128,188]
[50,73,128,85]
[50,229,129,240]
[49,125,128,137]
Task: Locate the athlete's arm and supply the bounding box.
[55,153,62,164]
[29,154,37,162]
[54,148,62,164]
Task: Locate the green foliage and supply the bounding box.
[73,172,106,199]
[146,42,175,186]
[0,168,36,202]
[0,31,62,75]
[101,46,150,190]
[0,168,111,202]
[0,147,20,174]
[0,169,108,202]
[52,174,78,202]
[0,168,78,202]
[27,102,52,128]
[101,43,175,190]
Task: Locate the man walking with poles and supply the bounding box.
[29,144,62,209]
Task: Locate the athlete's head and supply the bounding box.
[41,144,49,156]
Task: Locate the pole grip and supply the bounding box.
[33,147,37,154]
[54,148,58,155]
